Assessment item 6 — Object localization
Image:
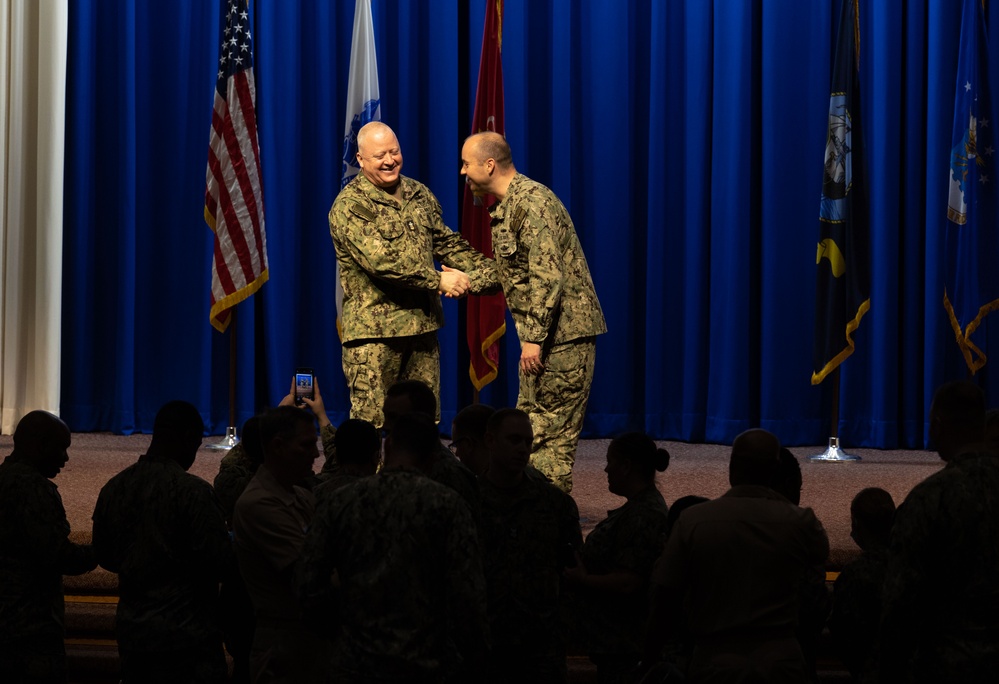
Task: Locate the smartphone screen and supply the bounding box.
[294,369,315,406]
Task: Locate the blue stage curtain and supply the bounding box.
[61,0,999,447]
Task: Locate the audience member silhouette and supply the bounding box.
[297,411,488,681]
[92,400,232,684]
[477,407,583,683]
[214,415,264,527]
[381,379,480,517]
[313,417,380,500]
[563,431,670,683]
[0,411,98,684]
[213,415,261,684]
[880,380,999,683]
[829,486,895,683]
[773,447,829,684]
[664,495,709,538]
[643,428,829,684]
[232,405,331,683]
[450,402,496,476]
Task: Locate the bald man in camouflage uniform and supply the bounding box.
[330,121,499,428]
[461,131,606,492]
[0,411,97,683]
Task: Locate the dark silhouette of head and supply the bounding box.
[148,401,204,471]
[929,380,986,461]
[12,410,72,479]
[604,431,669,498]
[451,403,496,475]
[485,408,534,479]
[850,487,895,552]
[384,412,440,471]
[729,428,781,487]
[334,418,381,471]
[240,415,264,468]
[383,379,437,431]
[259,406,319,487]
[772,447,803,505]
[665,495,710,538]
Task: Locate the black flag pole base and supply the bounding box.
[807,436,861,462]
[205,426,239,452]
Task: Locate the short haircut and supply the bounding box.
[772,447,803,505]
[470,132,513,168]
[240,415,264,466]
[609,431,669,480]
[386,380,437,419]
[851,487,896,548]
[150,400,204,448]
[729,429,781,487]
[932,380,986,433]
[334,418,380,465]
[388,412,440,465]
[666,495,709,537]
[452,403,496,441]
[485,407,531,437]
[258,405,315,456]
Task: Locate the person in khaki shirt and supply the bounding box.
[461,131,607,492]
[329,121,499,429]
[233,405,332,683]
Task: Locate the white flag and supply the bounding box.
[336,0,381,336]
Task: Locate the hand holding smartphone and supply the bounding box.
[294,368,315,406]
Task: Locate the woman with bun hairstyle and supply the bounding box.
[564,432,671,683]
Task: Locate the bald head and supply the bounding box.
[12,410,71,479]
[461,131,516,200]
[729,428,781,487]
[464,132,513,168]
[356,122,403,190]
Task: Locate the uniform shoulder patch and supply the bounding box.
[349,203,376,222]
[510,206,528,229]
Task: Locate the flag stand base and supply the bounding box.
[807,436,861,462]
[205,426,239,452]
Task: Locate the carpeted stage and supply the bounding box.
[0,432,942,682]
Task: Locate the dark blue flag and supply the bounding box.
[812,0,871,385]
[944,0,998,374]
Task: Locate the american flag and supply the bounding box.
[205,0,268,332]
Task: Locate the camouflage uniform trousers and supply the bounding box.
[518,337,596,493]
[342,331,440,428]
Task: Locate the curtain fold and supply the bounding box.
[0,0,67,433]
[48,0,999,448]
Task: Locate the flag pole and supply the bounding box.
[206,309,240,451]
[808,368,860,462]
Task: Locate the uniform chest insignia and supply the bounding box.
[349,203,376,222]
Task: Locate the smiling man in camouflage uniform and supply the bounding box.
[330,122,499,428]
[460,131,606,492]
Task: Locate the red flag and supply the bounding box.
[464,0,507,390]
[204,0,269,332]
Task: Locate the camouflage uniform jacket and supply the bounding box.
[477,473,582,650]
[488,173,607,346]
[329,173,499,343]
[881,450,999,682]
[92,453,234,653]
[0,456,96,640]
[297,468,488,680]
[574,486,670,656]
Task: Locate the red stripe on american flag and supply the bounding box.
[219,87,263,282]
[232,72,267,269]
